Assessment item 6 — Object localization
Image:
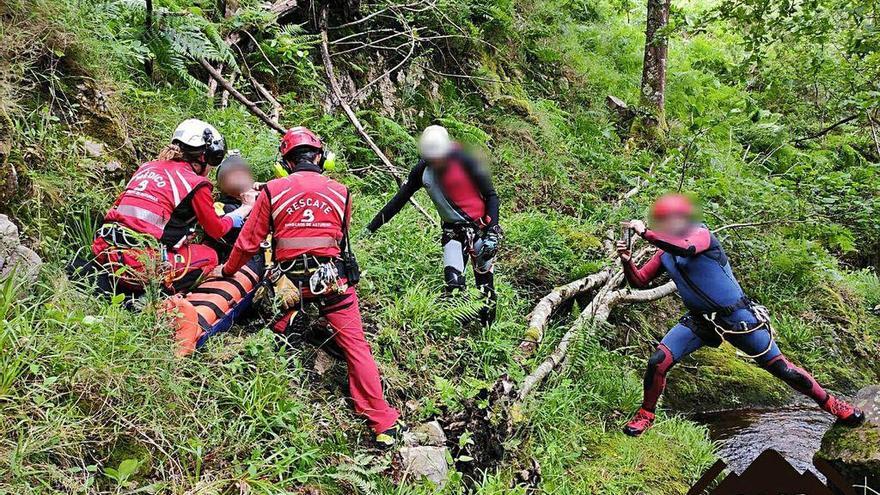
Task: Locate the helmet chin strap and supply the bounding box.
[190,157,209,176]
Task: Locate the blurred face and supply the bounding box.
[653,214,692,235]
[219,168,254,196]
[427,157,447,169]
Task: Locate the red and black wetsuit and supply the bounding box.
[367,149,500,324]
[367,149,499,232]
[92,159,241,293]
[222,161,400,434]
[624,224,838,417]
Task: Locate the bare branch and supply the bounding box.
[249,76,282,123]
[319,8,437,226]
[792,114,859,144]
[353,27,417,99]
[198,58,285,134]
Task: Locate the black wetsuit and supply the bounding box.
[367,149,500,325]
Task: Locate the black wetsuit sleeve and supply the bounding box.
[366,162,426,232]
[459,153,500,229]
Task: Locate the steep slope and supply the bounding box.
[1,0,879,493]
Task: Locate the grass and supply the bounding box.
[2,0,880,492]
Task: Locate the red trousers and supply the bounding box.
[92,237,218,294]
[275,284,399,433]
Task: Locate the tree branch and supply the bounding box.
[198,58,285,134]
[792,114,859,144]
[319,8,436,226]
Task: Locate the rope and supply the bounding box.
[702,306,776,359]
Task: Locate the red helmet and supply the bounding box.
[651,194,695,219]
[279,127,323,157]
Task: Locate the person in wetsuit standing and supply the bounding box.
[365,125,502,326]
[618,194,864,437]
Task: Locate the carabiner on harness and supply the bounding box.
[309,262,340,295]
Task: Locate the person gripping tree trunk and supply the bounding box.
[212,127,403,447]
[365,125,502,327]
[91,119,255,294]
[617,194,865,437]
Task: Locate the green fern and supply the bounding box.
[104,0,238,88]
[327,454,388,495]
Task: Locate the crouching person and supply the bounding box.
[212,127,403,446]
[92,119,253,295]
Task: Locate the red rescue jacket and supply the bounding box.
[223,167,350,275]
[103,160,232,247]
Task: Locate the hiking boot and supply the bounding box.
[623,408,655,437]
[822,396,865,426]
[376,421,408,448]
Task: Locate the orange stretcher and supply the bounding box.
[164,263,263,356]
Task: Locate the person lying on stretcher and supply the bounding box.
[165,154,265,356]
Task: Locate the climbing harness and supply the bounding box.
[700,302,775,359]
[95,223,174,287]
[445,224,500,274]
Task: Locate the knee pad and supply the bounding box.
[444,267,466,292]
[644,345,674,389]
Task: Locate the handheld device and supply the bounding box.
[621,223,632,250]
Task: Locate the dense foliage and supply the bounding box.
[1,0,879,492]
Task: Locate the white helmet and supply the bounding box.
[418,125,452,160]
[171,119,226,165]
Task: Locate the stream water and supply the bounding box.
[694,401,835,479]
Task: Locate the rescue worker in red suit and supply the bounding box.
[92,119,254,294]
[212,127,403,446]
[618,194,864,437]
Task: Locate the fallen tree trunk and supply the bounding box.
[519,269,612,354]
[518,231,676,402]
[518,269,614,399]
[519,274,675,401]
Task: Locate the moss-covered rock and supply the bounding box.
[815,385,880,487]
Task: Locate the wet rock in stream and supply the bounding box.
[696,401,835,478]
[816,385,880,490]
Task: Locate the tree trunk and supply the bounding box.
[637,0,670,135]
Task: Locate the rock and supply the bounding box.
[815,386,880,489]
[83,139,105,158]
[104,160,123,173]
[0,214,41,284]
[399,446,449,486]
[312,348,335,376]
[408,420,446,447]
